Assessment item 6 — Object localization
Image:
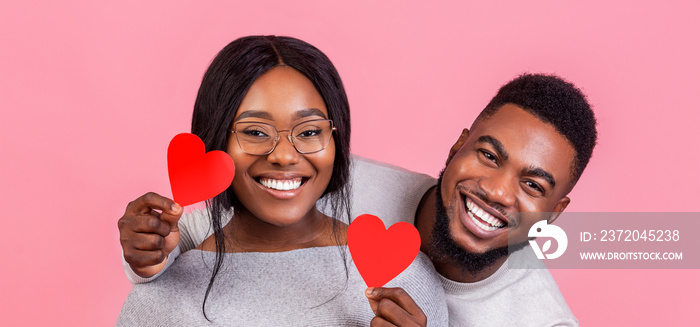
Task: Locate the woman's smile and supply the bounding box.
[252,172,309,199]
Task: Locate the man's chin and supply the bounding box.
[432,229,529,277]
[433,169,527,277]
[431,217,517,276]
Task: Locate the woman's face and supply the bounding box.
[227,66,335,227]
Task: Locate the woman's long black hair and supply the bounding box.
[190,35,352,319]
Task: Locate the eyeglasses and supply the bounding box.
[230,119,336,155]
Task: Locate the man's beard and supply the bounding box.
[431,169,528,277]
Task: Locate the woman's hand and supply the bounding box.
[118,192,183,278]
[365,287,428,327]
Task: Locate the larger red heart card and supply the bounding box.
[167,133,235,206]
[347,214,421,287]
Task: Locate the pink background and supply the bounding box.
[1,1,698,325]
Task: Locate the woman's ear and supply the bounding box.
[446,128,470,166]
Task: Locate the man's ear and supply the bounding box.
[548,197,570,224]
[446,128,470,166]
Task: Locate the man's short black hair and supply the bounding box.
[475,73,597,183]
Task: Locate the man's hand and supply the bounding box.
[365,287,428,327]
[118,192,183,278]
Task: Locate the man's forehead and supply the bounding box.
[470,105,563,144]
[473,104,535,128]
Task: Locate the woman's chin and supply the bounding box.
[252,206,320,227]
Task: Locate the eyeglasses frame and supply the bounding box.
[229,118,336,155]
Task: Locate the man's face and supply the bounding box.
[435,104,576,269]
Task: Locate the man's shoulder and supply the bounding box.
[349,154,437,193]
[352,154,434,177]
[347,155,437,225]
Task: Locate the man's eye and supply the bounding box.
[480,150,497,162]
[524,180,544,194]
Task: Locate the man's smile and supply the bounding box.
[465,196,505,231]
[457,190,510,239]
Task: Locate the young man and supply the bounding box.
[120,73,596,326]
[414,74,596,326]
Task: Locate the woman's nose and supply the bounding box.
[266,132,301,166]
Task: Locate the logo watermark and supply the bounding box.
[510,213,700,269]
[528,220,568,259]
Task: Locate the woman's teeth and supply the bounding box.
[465,197,505,231]
[259,178,302,191]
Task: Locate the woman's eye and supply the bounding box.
[243,129,269,138]
[297,129,322,138]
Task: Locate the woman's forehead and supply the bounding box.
[235,66,328,121]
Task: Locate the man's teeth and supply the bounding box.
[465,198,505,231]
[259,178,302,191]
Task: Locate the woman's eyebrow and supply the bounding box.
[234,110,272,122]
[294,108,327,119]
[234,108,327,122]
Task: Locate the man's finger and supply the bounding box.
[366,287,424,319]
[374,297,420,327]
[127,192,182,216]
[123,249,166,267]
[151,207,180,232]
[149,209,162,219]
[367,296,379,315]
[370,316,397,327]
[130,214,171,237]
[131,233,166,251]
[159,208,183,230]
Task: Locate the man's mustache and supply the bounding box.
[460,186,509,219]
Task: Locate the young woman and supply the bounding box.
[116,36,447,326]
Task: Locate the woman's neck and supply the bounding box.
[198,208,347,253]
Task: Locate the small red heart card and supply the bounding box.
[347,214,421,287]
[167,133,235,206]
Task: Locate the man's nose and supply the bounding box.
[477,172,517,208]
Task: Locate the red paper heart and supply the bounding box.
[347,214,421,287]
[167,133,235,207]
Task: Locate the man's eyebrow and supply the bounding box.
[294,108,327,119]
[523,166,556,188]
[234,110,272,122]
[477,135,509,161]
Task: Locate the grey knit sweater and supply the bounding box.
[116,246,448,326]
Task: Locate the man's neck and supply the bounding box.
[415,186,508,283]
